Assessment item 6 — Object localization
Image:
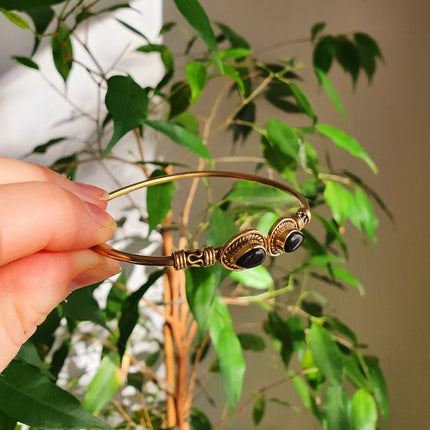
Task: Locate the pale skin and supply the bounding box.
[0,157,121,373]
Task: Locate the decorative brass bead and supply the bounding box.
[172,246,216,270]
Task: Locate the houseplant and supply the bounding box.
[0,1,389,429]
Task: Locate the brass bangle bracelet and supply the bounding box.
[93,170,311,271]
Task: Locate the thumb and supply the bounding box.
[0,250,120,372]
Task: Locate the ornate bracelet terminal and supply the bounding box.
[93,171,311,271]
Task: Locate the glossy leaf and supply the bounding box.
[308,323,343,384]
[173,0,222,71]
[0,410,16,430]
[26,5,55,55]
[301,349,325,391]
[292,376,322,420]
[256,212,279,235]
[317,124,377,173]
[190,407,212,430]
[222,62,245,94]
[267,119,300,161]
[31,137,65,155]
[289,82,316,122]
[76,4,129,23]
[208,297,245,409]
[354,33,383,83]
[83,352,122,414]
[0,0,63,10]
[159,21,177,36]
[286,315,306,361]
[104,75,149,157]
[322,316,358,346]
[331,266,365,296]
[51,26,73,83]
[206,207,237,247]
[343,353,371,391]
[252,394,266,426]
[0,8,29,28]
[334,36,361,84]
[265,311,293,368]
[50,338,71,379]
[313,35,334,73]
[215,22,250,49]
[0,360,112,429]
[314,213,348,258]
[147,169,175,232]
[323,180,354,225]
[116,19,150,43]
[350,389,377,430]
[173,111,200,135]
[219,48,252,59]
[230,265,273,290]
[145,119,210,160]
[186,267,218,343]
[237,333,265,351]
[62,283,107,328]
[11,55,38,69]
[351,188,378,243]
[168,81,192,118]
[230,101,256,143]
[14,341,54,380]
[322,383,350,430]
[311,22,326,42]
[314,67,346,116]
[365,356,389,424]
[186,61,207,104]
[104,271,128,320]
[117,270,164,358]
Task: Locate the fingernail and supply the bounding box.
[69,261,121,291]
[84,201,116,227]
[74,182,109,201]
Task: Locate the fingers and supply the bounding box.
[0,157,108,209]
[0,181,117,266]
[0,249,121,372]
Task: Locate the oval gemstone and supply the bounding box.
[236,248,266,269]
[284,231,304,253]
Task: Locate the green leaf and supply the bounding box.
[219,48,252,59]
[116,18,150,43]
[311,22,326,42]
[264,311,293,368]
[314,213,348,258]
[292,376,322,420]
[252,394,266,426]
[354,33,383,83]
[168,81,191,119]
[159,21,177,36]
[50,338,71,379]
[365,356,389,424]
[317,124,377,173]
[14,341,54,380]
[51,26,73,83]
[117,270,165,358]
[256,212,279,235]
[206,208,237,248]
[173,111,200,136]
[31,137,65,154]
[173,0,222,71]
[322,383,350,430]
[83,352,122,414]
[333,36,361,84]
[104,272,128,320]
[0,410,16,430]
[62,283,107,328]
[323,180,354,225]
[76,4,129,23]
[301,349,325,391]
[11,55,39,70]
[190,407,212,430]
[313,35,334,73]
[288,82,316,122]
[314,67,346,116]
[0,0,64,10]
[350,389,378,430]
[0,360,112,429]
[26,5,55,55]
[342,353,371,391]
[186,61,207,104]
[186,267,218,343]
[215,22,250,49]
[351,188,378,243]
[331,266,365,296]
[146,169,175,232]
[308,323,343,384]
[237,333,265,352]
[0,8,29,28]
[230,265,273,290]
[104,75,149,157]
[322,316,358,346]
[267,119,300,161]
[208,297,245,409]
[222,62,245,94]
[145,119,210,160]
[286,315,306,361]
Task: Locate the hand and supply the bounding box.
[0,157,120,372]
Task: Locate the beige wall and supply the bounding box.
[163,1,430,429]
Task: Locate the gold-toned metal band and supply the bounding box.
[93,170,311,271]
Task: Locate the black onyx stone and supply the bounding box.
[284,231,304,253]
[236,248,266,269]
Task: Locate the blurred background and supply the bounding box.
[1,1,429,429]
